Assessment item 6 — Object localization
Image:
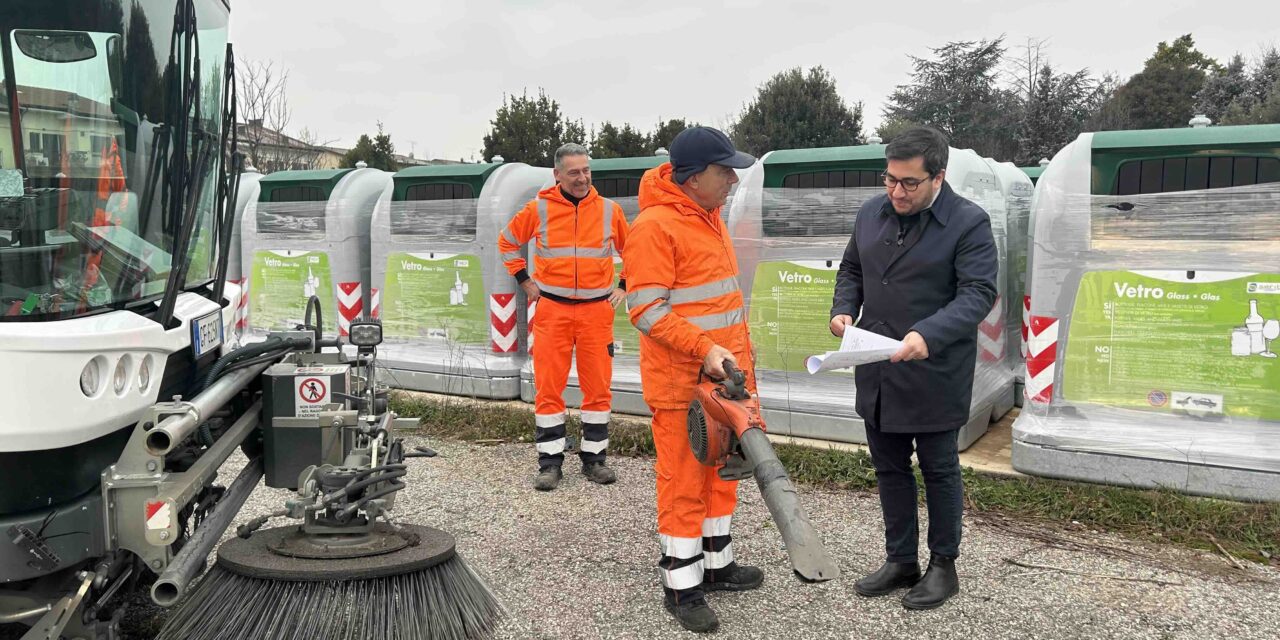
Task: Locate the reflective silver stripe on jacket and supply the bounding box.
[635,306,744,335]
[535,280,614,299]
[635,301,673,335]
[669,277,739,305]
[601,197,615,249]
[626,287,669,310]
[537,198,549,246]
[687,308,744,331]
[534,246,614,259]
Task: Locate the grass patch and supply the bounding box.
[392,392,1280,563]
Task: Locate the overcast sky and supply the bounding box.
[230,0,1277,161]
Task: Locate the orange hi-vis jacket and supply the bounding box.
[624,163,756,410]
[499,185,628,301]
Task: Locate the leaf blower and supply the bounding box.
[687,360,840,583]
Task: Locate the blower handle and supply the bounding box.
[720,360,748,399]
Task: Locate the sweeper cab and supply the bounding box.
[0,3,500,638]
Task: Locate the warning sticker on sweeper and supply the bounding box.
[294,366,345,417]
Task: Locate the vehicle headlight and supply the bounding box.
[81,357,104,397]
[114,356,131,395]
[138,355,153,392]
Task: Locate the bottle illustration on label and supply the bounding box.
[1233,299,1278,358]
[449,271,469,306]
[1245,299,1265,354]
[303,266,320,299]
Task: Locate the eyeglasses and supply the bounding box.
[882,172,933,192]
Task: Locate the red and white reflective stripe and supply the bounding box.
[145,500,171,531]
[1020,295,1031,359]
[525,299,538,352]
[1025,314,1059,404]
[234,277,250,331]
[336,282,363,337]
[490,293,517,353]
[370,288,381,320]
[978,295,1005,362]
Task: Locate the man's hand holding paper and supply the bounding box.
[805,327,903,374]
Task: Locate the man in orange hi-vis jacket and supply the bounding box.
[499,143,629,491]
[623,127,760,634]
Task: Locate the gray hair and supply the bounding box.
[554,143,590,169]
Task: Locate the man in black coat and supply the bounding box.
[829,127,998,610]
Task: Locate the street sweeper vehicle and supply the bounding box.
[0,2,501,639]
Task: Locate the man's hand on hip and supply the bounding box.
[702,345,737,380]
[890,331,929,363]
[829,314,853,337]
[520,280,541,302]
[608,288,626,309]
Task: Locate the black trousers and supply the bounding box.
[864,409,963,563]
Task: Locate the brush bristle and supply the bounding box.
[157,555,503,640]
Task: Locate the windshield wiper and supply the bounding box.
[154,0,201,329]
[210,46,240,306]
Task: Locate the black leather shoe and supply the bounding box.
[854,561,921,597]
[664,595,719,633]
[703,562,764,592]
[902,555,959,610]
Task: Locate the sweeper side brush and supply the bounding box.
[156,522,502,640]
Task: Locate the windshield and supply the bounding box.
[0,0,229,321]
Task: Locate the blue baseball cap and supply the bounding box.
[669,126,756,184]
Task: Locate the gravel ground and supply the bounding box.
[9,436,1274,640]
[221,436,1279,640]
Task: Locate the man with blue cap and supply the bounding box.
[624,126,760,633]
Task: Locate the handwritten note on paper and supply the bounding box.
[805,327,903,375]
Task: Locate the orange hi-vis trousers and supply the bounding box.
[531,298,614,468]
[652,407,738,599]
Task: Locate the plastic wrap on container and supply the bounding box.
[226,171,263,343]
[728,149,1014,440]
[240,169,388,339]
[992,162,1034,378]
[226,171,264,282]
[376,199,487,349]
[371,163,549,398]
[1015,131,1280,474]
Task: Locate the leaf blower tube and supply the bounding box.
[688,361,840,583]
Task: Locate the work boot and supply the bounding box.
[702,562,764,592]
[902,555,959,610]
[533,466,562,491]
[854,561,921,597]
[664,595,719,633]
[582,461,617,485]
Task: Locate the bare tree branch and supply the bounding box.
[236,58,328,172]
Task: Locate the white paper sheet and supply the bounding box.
[805,327,903,374]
